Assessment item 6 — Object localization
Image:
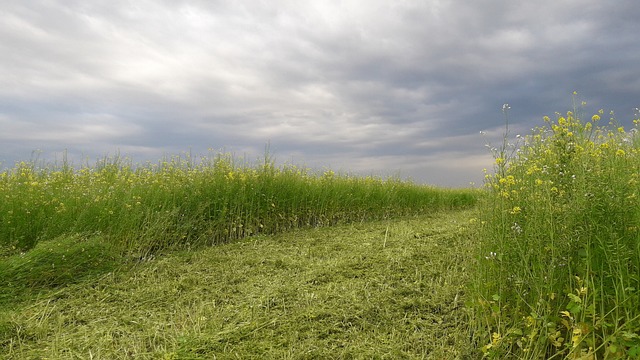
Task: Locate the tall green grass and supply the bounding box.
[0,151,477,259]
[470,101,640,359]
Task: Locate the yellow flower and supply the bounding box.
[510,206,522,215]
[616,149,626,157]
[492,332,502,345]
[526,165,540,175]
[591,114,600,122]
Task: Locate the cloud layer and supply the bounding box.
[1,0,639,186]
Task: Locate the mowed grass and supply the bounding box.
[1,209,477,359]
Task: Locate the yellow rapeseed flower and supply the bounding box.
[616,149,626,157]
[591,114,600,122]
[526,165,540,175]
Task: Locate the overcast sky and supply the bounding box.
[1,0,639,186]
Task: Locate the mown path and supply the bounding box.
[1,209,477,359]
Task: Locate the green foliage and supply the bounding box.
[0,233,120,306]
[0,151,478,259]
[0,210,475,358]
[0,149,480,352]
[470,98,640,359]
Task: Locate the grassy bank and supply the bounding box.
[1,209,476,359]
[0,152,478,260]
[470,103,640,358]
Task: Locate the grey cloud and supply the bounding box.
[1,0,639,186]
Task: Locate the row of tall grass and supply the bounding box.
[0,151,478,259]
[471,99,640,359]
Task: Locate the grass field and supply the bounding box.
[0,151,476,258]
[1,152,480,359]
[2,99,639,359]
[1,209,477,359]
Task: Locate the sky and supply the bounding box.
[1,0,639,187]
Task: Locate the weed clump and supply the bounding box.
[470,99,640,358]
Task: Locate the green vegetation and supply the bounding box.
[0,151,476,259]
[4,97,639,359]
[1,210,476,359]
[470,99,640,359]
[0,151,479,358]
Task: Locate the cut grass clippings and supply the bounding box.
[0,209,476,359]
